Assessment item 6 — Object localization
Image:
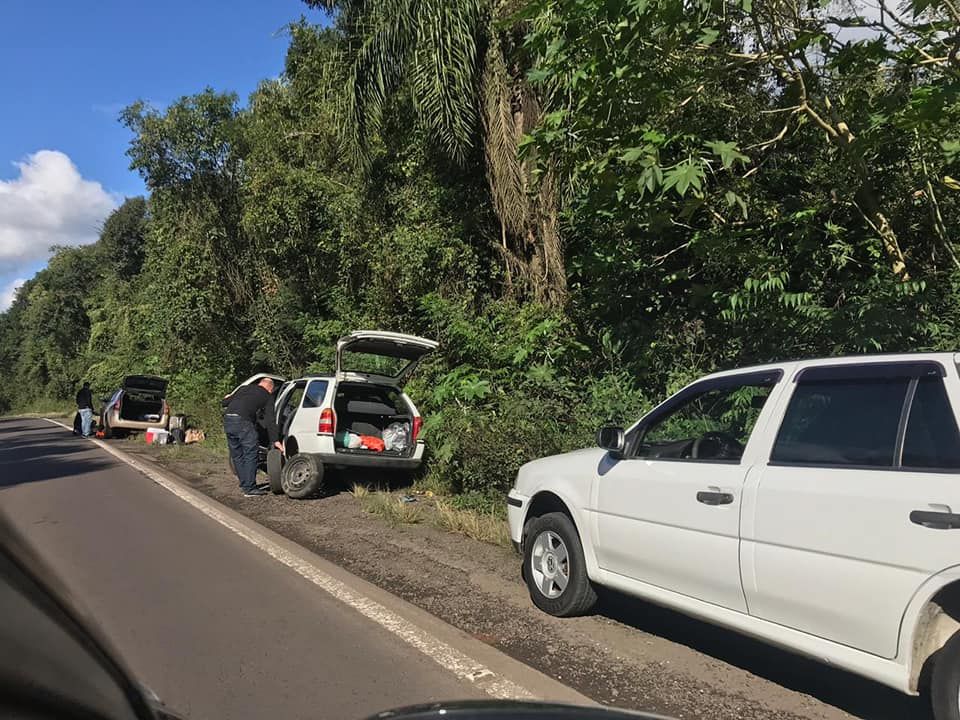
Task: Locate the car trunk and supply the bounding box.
[119,376,167,423]
[333,382,415,458]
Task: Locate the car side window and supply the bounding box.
[902,377,960,469]
[286,387,305,410]
[771,378,909,467]
[636,381,774,462]
[303,380,328,409]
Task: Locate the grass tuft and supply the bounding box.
[360,492,424,525]
[434,500,512,547]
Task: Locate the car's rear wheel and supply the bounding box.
[523,512,597,617]
[280,453,324,499]
[267,449,284,495]
[932,630,960,720]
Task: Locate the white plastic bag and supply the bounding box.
[382,422,411,452]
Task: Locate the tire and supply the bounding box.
[280,453,324,500]
[267,449,284,495]
[523,512,597,617]
[101,418,113,439]
[932,630,960,720]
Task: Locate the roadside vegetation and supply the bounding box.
[352,483,512,546]
[2,0,960,507]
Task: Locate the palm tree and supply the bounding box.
[306,0,567,306]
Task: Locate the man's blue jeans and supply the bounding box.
[224,415,259,493]
[79,408,93,437]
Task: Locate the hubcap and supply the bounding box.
[530,530,570,599]
[283,462,309,492]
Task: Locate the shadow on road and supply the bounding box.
[0,418,113,488]
[596,588,930,720]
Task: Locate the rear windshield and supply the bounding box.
[124,376,167,394]
[341,351,410,378]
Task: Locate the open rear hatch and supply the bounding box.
[118,375,169,422]
[335,331,438,387]
[122,375,168,396]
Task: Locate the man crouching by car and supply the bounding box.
[222,377,283,497]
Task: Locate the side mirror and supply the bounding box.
[597,426,626,457]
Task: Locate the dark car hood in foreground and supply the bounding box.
[371,700,675,720]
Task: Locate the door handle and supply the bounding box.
[910,510,960,530]
[697,490,734,506]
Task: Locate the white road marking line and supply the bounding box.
[44,418,536,701]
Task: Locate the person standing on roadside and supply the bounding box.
[222,377,283,497]
[75,382,95,438]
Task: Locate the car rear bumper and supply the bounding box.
[324,453,423,470]
[106,414,169,431]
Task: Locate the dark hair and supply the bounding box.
[83,382,90,388]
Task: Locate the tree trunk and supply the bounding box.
[480,37,566,307]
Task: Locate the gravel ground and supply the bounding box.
[120,439,929,720]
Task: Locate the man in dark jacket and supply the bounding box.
[75,382,95,437]
[222,377,283,496]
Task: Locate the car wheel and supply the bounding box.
[932,630,960,720]
[267,449,284,495]
[523,512,597,617]
[280,453,324,500]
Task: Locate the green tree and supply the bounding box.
[306,0,568,306]
[121,90,256,373]
[99,197,148,278]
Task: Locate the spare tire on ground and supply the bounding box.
[280,453,324,499]
[267,449,284,495]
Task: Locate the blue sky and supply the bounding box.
[0,0,325,308]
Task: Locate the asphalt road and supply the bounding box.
[0,417,489,720]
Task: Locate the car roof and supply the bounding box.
[699,351,958,383]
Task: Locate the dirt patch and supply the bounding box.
[120,439,928,720]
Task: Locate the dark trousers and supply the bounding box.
[224,415,259,492]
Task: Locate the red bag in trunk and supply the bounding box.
[359,435,385,452]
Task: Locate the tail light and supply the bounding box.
[412,416,423,442]
[318,408,336,435]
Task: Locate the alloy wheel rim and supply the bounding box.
[530,530,569,599]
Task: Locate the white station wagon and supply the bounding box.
[232,330,438,498]
[507,354,960,719]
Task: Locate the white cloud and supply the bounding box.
[0,150,118,271]
[0,277,26,311]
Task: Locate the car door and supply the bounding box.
[594,370,783,612]
[743,360,960,658]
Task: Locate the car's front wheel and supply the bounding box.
[280,453,324,499]
[932,630,960,720]
[523,512,597,617]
